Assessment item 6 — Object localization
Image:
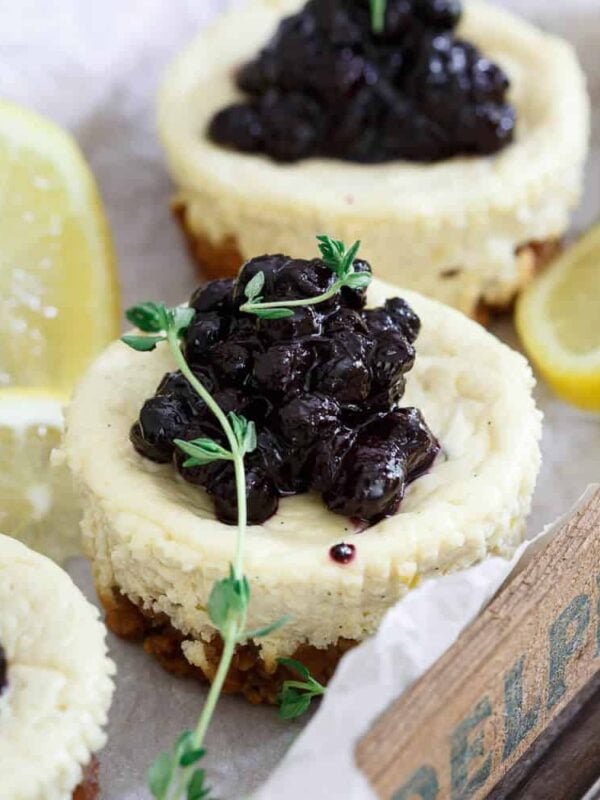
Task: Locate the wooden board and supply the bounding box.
[356,487,600,800]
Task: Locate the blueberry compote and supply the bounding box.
[209,0,515,163]
[130,255,439,526]
[0,644,7,695]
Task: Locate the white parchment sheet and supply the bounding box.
[0,1,598,797]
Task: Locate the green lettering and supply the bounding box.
[392,765,439,800]
[502,655,540,760]
[450,697,492,800]
[547,594,590,710]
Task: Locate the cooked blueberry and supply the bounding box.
[173,436,228,487]
[209,341,252,387]
[278,393,340,446]
[340,259,372,310]
[261,306,321,342]
[254,342,313,396]
[371,330,415,387]
[381,407,440,477]
[210,467,279,525]
[190,279,235,313]
[131,396,191,463]
[323,437,406,522]
[235,254,288,305]
[275,258,337,304]
[324,307,369,334]
[414,0,462,29]
[312,426,355,489]
[208,104,264,153]
[384,297,421,342]
[255,428,310,494]
[361,308,396,334]
[313,334,373,405]
[259,91,322,162]
[185,312,227,366]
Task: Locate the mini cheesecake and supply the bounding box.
[158,0,589,318]
[63,276,541,703]
[0,535,115,800]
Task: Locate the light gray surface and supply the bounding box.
[0,0,597,797]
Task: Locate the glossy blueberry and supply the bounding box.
[340,259,372,310]
[131,395,191,463]
[254,342,313,396]
[210,466,279,525]
[190,279,235,313]
[278,392,340,447]
[208,104,264,153]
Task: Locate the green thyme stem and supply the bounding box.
[165,328,250,797]
[370,0,386,33]
[240,279,344,315]
[169,328,248,577]
[193,618,238,748]
[167,329,239,465]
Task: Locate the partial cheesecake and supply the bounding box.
[63,276,541,703]
[158,0,589,317]
[0,535,115,800]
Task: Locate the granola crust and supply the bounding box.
[72,759,99,800]
[100,588,356,705]
[172,198,560,320]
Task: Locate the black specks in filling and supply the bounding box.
[0,644,7,695]
[330,542,356,564]
[130,254,439,527]
[208,0,515,164]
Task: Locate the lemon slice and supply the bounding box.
[0,98,119,393]
[516,224,600,412]
[0,389,81,563]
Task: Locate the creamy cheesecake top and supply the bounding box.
[0,535,115,800]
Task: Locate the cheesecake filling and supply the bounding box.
[130,253,440,527]
[209,0,515,163]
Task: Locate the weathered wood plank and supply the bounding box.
[356,487,600,800]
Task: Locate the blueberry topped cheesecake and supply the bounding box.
[158,0,589,316]
[63,240,541,703]
[0,535,115,800]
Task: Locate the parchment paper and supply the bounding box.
[0,1,598,797]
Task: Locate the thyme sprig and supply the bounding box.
[121,302,287,799]
[369,0,387,34]
[121,232,362,791]
[277,658,326,720]
[239,235,371,319]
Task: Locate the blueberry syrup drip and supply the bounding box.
[0,644,7,696]
[330,542,356,564]
[130,254,440,526]
[209,0,515,164]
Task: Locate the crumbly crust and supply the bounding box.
[100,588,355,704]
[172,199,560,320]
[72,760,99,800]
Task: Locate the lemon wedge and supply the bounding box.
[0,98,120,393]
[0,389,80,563]
[516,224,600,412]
